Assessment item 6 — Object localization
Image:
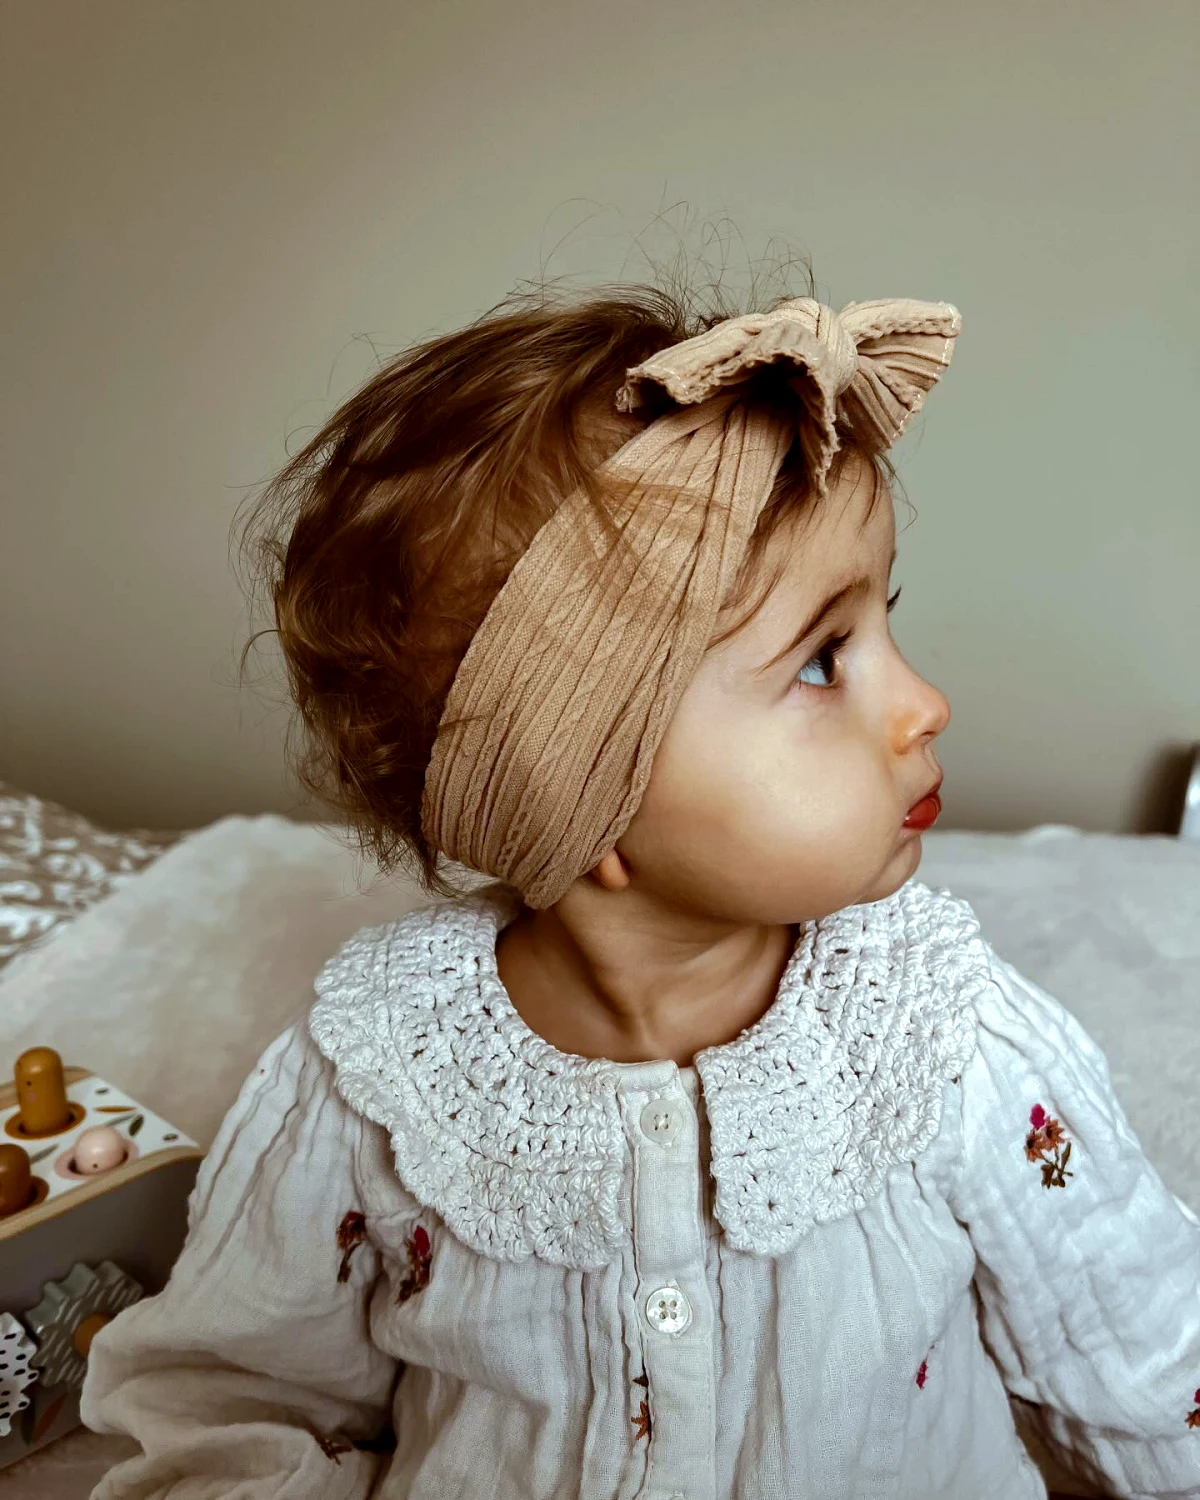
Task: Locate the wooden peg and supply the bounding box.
[0,1142,33,1217]
[72,1312,114,1358]
[15,1046,73,1136]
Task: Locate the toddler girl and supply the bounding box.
[82,274,1200,1499]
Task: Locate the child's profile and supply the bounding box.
[77,248,1200,1500]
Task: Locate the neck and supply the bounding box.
[494,888,799,1066]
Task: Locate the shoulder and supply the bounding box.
[305,903,437,1156]
[933,916,1168,1222]
[940,925,1200,1285]
[219,1016,340,1130]
[187,1016,380,1234]
[956,945,1126,1128]
[305,891,491,1136]
[886,883,1118,1117]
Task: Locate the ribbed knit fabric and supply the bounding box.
[420,297,961,909]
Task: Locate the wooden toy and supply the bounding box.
[0,1046,203,1469]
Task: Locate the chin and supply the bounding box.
[862,834,924,904]
[894,830,926,880]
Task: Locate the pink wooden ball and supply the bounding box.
[73,1125,127,1174]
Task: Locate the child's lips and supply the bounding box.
[902,793,942,831]
[902,776,944,831]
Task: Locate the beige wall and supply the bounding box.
[2,0,1197,836]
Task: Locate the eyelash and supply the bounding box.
[794,587,902,691]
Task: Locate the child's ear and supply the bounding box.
[590,848,632,892]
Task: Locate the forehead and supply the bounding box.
[762,459,895,596]
[703,458,896,676]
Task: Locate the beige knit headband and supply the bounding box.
[421,297,961,908]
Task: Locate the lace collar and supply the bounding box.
[308,878,991,1269]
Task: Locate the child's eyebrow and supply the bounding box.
[753,547,898,677]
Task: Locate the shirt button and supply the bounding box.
[639,1097,681,1146]
[645,1282,692,1335]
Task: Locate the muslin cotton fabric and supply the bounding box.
[80,879,1200,1499]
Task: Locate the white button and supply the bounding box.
[639,1097,680,1146]
[645,1282,691,1334]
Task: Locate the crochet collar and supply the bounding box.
[309,878,991,1269]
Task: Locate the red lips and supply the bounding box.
[903,776,943,832]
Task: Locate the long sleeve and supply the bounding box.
[947,950,1200,1499]
[81,1021,400,1500]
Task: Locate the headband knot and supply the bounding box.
[422,297,961,908]
[615,297,960,497]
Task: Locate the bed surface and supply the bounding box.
[0,779,181,973]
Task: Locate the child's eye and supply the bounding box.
[793,587,901,692]
[795,632,850,690]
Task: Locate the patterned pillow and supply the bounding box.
[0,781,182,974]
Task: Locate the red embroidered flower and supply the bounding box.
[1187,1388,1200,1429]
[396,1224,432,1304]
[631,1372,651,1441]
[336,1210,367,1282]
[915,1360,928,1389]
[1024,1103,1074,1188]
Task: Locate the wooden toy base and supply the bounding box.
[0,1067,202,1471]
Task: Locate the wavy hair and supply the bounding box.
[235,250,895,900]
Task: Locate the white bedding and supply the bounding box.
[0,814,1195,1499]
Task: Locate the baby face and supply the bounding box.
[613,454,950,927]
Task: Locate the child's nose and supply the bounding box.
[889,673,951,753]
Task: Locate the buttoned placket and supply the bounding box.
[618,1062,717,1500]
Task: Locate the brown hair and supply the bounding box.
[236,258,894,901]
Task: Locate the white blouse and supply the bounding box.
[81,878,1200,1499]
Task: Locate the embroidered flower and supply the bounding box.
[395,1225,432,1304]
[1187,1388,1200,1428]
[915,1360,928,1389]
[631,1372,651,1441]
[336,1210,368,1282]
[1024,1103,1073,1188]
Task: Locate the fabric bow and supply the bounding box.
[614,297,961,497]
